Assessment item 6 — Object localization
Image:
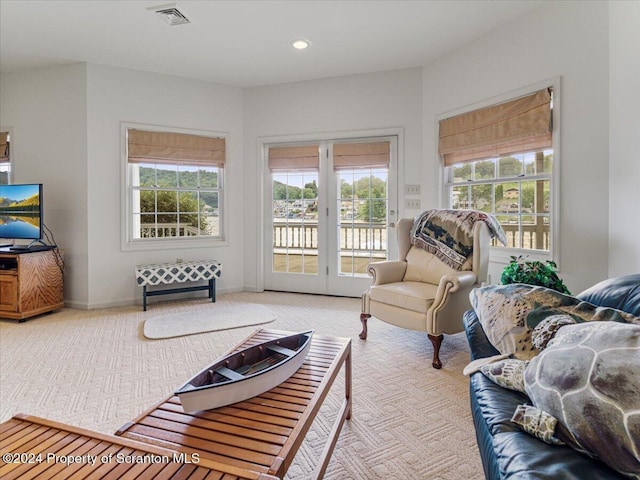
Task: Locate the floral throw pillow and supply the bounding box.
[469,284,581,359]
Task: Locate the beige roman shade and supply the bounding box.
[268,145,319,171]
[0,132,8,161]
[439,88,552,166]
[333,141,390,170]
[128,129,225,166]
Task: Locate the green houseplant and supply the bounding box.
[501,255,571,294]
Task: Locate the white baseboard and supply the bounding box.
[64,286,246,310]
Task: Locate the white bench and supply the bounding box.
[135,260,222,311]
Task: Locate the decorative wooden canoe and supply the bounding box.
[175,330,314,412]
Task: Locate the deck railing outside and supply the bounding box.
[497,223,550,250]
[139,220,550,251]
[140,224,202,238]
[272,220,550,252]
[273,221,387,253]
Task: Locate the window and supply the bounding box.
[125,127,225,245]
[440,87,555,254]
[0,131,10,184]
[446,150,552,250]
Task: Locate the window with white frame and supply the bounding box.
[440,88,555,253]
[126,128,225,243]
[0,132,10,184]
[445,151,552,250]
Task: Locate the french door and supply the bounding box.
[263,137,397,297]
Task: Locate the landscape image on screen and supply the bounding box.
[0,184,41,239]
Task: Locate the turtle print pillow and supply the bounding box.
[524,322,640,478]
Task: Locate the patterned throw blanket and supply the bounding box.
[410,209,507,270]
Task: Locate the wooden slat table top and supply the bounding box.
[115,328,352,479]
[0,414,278,480]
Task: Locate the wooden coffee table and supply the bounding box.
[0,414,279,479]
[115,328,352,479]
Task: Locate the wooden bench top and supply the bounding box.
[0,413,278,479]
[115,328,352,479]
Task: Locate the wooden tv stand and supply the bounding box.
[0,248,64,321]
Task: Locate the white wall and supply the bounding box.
[0,63,89,304]
[609,0,640,277]
[242,68,423,290]
[84,65,244,308]
[422,0,610,293]
[2,1,632,307]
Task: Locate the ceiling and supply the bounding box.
[0,0,546,88]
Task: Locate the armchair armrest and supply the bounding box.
[432,271,477,310]
[428,271,479,335]
[438,271,477,292]
[367,260,407,285]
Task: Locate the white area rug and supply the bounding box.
[143,303,276,339]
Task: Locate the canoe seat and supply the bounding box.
[267,344,297,357]
[215,366,245,380]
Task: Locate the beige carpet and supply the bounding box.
[0,291,484,480]
[143,303,276,339]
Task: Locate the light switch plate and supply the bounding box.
[405,184,421,195]
[405,199,421,209]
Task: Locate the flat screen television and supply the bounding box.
[0,183,43,241]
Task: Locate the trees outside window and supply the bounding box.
[447,151,553,251]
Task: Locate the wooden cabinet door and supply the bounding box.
[0,274,18,312]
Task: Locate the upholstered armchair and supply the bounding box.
[360,216,491,369]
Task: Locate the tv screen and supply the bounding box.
[0,183,43,240]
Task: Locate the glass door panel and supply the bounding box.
[336,169,388,276]
[272,171,319,275]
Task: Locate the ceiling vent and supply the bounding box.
[148,3,191,26]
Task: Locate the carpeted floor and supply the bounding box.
[0,291,484,480]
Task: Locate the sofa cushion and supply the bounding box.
[492,430,626,480]
[369,281,437,314]
[576,273,640,316]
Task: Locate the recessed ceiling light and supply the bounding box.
[292,39,311,50]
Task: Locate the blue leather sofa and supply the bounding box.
[463,274,640,480]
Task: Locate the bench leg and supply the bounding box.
[143,286,148,311]
[209,278,216,302]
